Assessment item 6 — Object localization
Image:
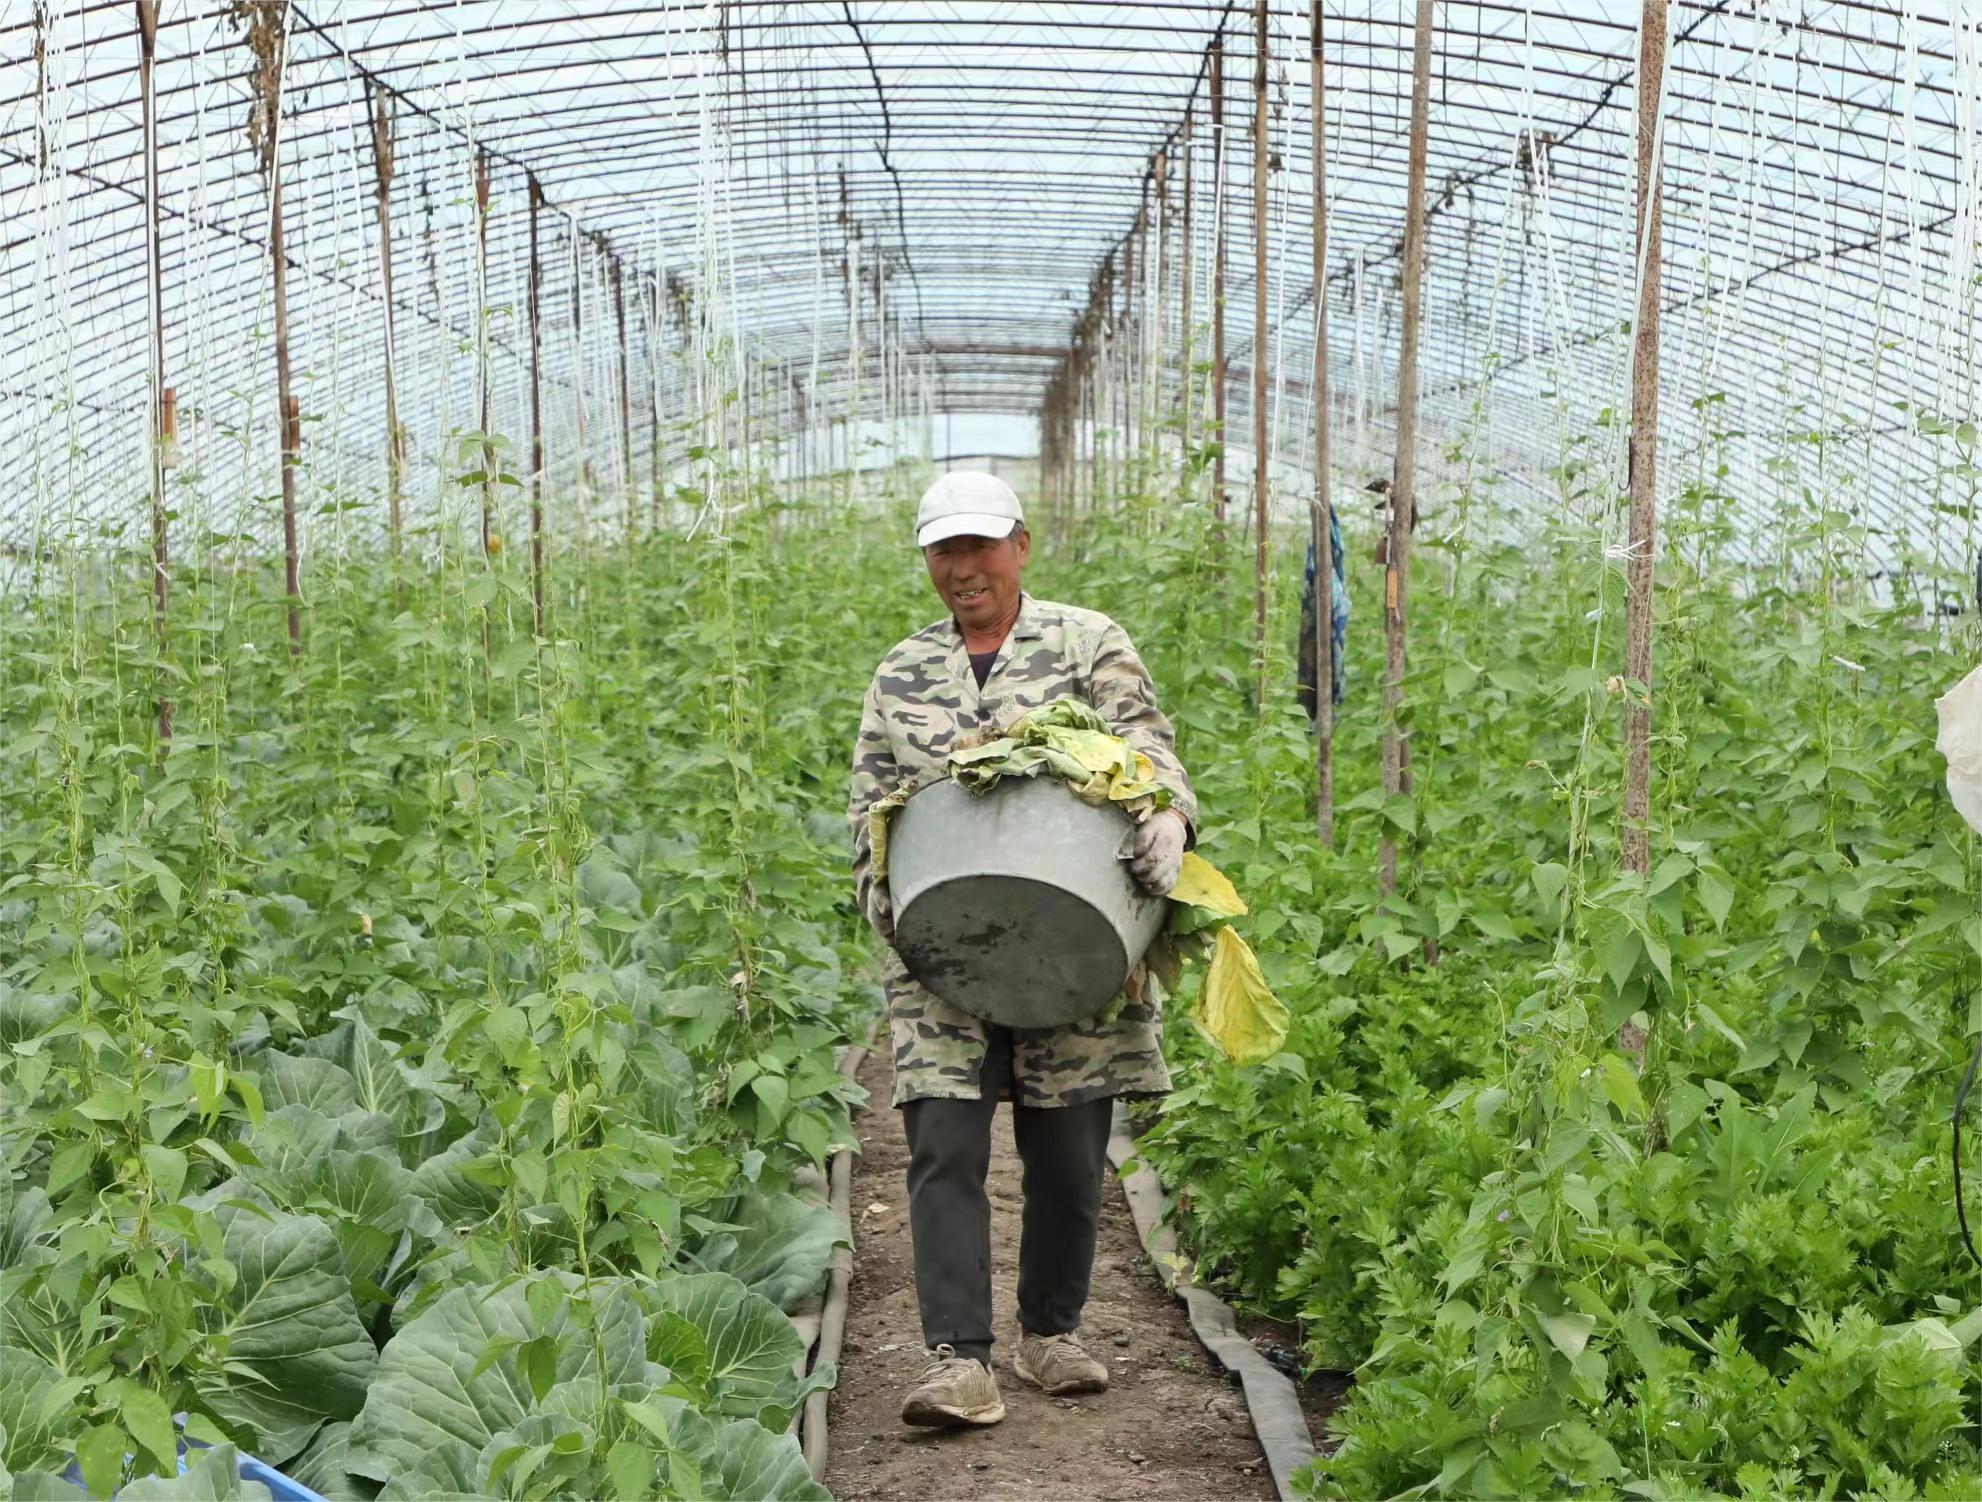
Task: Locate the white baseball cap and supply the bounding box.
[915,471,1025,548]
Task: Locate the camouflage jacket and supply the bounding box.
[848,593,1197,1108]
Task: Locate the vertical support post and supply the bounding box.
[1122,234,1135,486]
[528,175,545,634]
[570,222,594,514]
[1180,110,1195,481]
[1622,0,1666,879]
[369,82,402,564]
[137,0,170,741]
[613,255,634,541]
[475,149,494,561]
[1252,0,1270,706]
[1311,0,1334,846]
[262,16,302,656]
[1210,35,1229,524]
[648,272,664,527]
[1152,150,1167,480]
[1379,0,1434,899]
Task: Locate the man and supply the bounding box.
[847,470,1195,1429]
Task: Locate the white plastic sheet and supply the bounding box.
[1934,665,1982,833]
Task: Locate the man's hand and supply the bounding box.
[1127,809,1188,896]
[864,884,896,945]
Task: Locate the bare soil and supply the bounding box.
[823,1050,1278,1501]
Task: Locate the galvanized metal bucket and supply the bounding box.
[887,776,1169,1030]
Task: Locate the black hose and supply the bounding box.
[1954,1023,1982,1270]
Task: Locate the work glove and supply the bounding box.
[1126,809,1188,897]
[862,883,896,946]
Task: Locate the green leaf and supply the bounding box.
[603,1440,652,1500]
[192,1202,377,1463]
[139,1146,187,1204]
[73,1425,125,1500]
[1535,1309,1596,1362]
[1696,869,1735,929]
[1587,905,1642,993]
[281,1422,374,1502]
[749,1074,791,1138]
[0,1350,68,1476]
[1531,861,1569,912]
[257,1055,362,1118]
[406,1129,503,1239]
[295,1019,413,1131]
[647,1273,805,1415]
[690,1193,847,1312]
[122,1445,272,1500]
[1599,1055,1648,1121]
[112,1388,177,1474]
[345,1276,645,1485]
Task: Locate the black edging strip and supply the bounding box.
[1107,1105,1320,1501]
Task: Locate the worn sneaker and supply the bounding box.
[1014,1331,1109,1395]
[901,1343,1005,1428]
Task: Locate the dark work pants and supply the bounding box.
[899,1027,1114,1366]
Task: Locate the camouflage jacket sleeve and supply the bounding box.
[848,673,897,943]
[1089,621,1198,838]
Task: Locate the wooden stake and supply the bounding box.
[1311,0,1334,847]
[1152,151,1167,480]
[475,150,495,562]
[137,0,170,741]
[613,255,634,541]
[1210,35,1229,524]
[270,148,300,653]
[368,83,402,564]
[1252,0,1270,707]
[570,223,594,513]
[1379,0,1434,899]
[528,175,545,635]
[648,272,664,527]
[1622,0,1666,878]
[1180,110,1195,480]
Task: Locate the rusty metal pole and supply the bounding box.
[1378,0,1434,899]
[1252,0,1270,708]
[265,41,302,655]
[613,255,634,541]
[1128,222,1139,483]
[1622,0,1666,880]
[475,150,495,562]
[528,175,545,635]
[1180,109,1195,484]
[570,224,594,519]
[137,0,171,741]
[1311,0,1335,846]
[1152,151,1167,481]
[368,83,403,566]
[1211,36,1229,525]
[647,272,664,528]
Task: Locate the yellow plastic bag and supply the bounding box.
[1190,926,1290,1066]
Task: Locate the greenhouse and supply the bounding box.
[2,0,1981,1498]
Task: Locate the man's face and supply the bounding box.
[923,529,1029,634]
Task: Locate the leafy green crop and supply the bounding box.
[11,432,1981,1501]
[0,481,905,1498]
[1100,489,1982,1499]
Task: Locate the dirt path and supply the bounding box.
[823,1050,1277,1501]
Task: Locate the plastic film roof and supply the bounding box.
[3,2,1979,572]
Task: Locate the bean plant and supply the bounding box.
[1100,481,1982,1499]
[0,468,915,1499]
